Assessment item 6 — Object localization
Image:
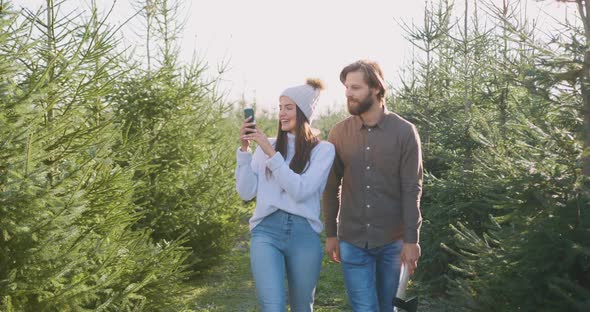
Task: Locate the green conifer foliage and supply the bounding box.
[109,0,246,275]
[1,2,192,310]
[109,66,245,274]
[395,1,589,310]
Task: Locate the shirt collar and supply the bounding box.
[355,105,389,130]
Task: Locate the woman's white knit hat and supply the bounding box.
[280,78,324,125]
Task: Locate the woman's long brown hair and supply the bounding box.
[266,106,319,178]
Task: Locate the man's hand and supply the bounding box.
[325,237,340,263]
[400,243,421,276]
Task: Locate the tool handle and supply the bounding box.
[396,263,410,299]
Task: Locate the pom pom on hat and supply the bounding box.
[280,78,324,125]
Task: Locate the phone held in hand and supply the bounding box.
[244,108,255,128]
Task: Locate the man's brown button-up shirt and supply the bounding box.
[322,109,423,249]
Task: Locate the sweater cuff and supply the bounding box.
[266,151,284,171]
[236,147,252,165]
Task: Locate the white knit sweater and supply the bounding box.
[235,133,335,233]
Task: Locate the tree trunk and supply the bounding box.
[499,0,509,139]
[46,0,55,126]
[584,2,590,181]
[45,0,56,186]
[146,0,153,77]
[464,0,469,113]
[577,1,590,181]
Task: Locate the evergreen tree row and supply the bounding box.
[0,1,246,310]
[393,1,589,311]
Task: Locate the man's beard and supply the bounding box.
[347,93,374,116]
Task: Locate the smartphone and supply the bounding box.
[244,108,255,128]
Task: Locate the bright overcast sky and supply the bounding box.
[18,0,575,116]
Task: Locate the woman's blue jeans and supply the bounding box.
[250,210,323,312]
[339,239,403,312]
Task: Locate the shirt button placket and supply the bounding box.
[365,145,371,224]
[365,129,373,235]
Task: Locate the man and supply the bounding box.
[322,60,423,312]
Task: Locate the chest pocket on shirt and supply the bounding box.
[373,136,401,177]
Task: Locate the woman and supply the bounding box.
[235,79,335,312]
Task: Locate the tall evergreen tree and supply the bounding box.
[111,0,246,274]
[1,2,193,310]
[395,1,589,310]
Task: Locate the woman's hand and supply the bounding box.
[240,117,256,152]
[241,124,276,157]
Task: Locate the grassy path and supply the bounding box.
[186,247,350,311]
[186,244,445,311]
